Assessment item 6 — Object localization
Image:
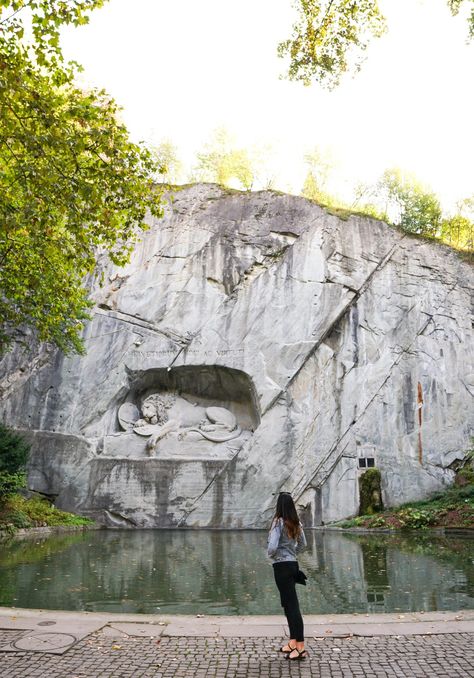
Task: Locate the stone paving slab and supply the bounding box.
[0,617,35,631]
[1,606,472,627]
[98,625,131,639]
[342,620,474,637]
[107,622,166,638]
[306,623,354,638]
[163,622,220,637]
[0,610,108,655]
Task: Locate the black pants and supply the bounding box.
[273,561,304,642]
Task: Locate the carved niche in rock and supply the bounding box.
[104,365,259,460]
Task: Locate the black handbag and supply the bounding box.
[295,567,307,586]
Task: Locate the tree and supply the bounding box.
[440,214,474,251]
[278,0,386,88]
[440,197,474,251]
[301,148,388,218]
[279,0,474,88]
[349,181,387,221]
[251,144,279,190]
[153,140,183,185]
[194,128,255,190]
[0,422,29,475]
[377,169,442,237]
[301,146,336,204]
[448,0,474,38]
[0,423,29,504]
[0,1,163,354]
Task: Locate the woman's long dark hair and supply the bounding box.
[273,492,301,540]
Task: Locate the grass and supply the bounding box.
[335,483,474,530]
[0,494,93,534]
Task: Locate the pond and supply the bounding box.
[0,529,473,615]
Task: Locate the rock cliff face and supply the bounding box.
[0,184,473,527]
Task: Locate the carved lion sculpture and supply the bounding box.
[118,393,241,455]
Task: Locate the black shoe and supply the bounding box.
[279,644,296,653]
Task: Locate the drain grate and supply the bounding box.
[37,621,57,627]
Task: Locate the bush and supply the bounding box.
[457,484,474,499]
[0,424,30,474]
[455,464,474,487]
[1,495,93,530]
[0,425,29,504]
[7,508,32,529]
[396,507,435,529]
[0,471,26,503]
[368,515,387,528]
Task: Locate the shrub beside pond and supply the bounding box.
[337,484,474,530]
[0,494,93,532]
[0,423,29,505]
[0,424,93,534]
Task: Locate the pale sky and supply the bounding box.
[61,0,474,210]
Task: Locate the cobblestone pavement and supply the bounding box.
[1,631,474,677]
[0,629,25,647]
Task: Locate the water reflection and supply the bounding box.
[360,540,389,611]
[0,530,473,614]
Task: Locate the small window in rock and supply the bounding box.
[367,458,375,468]
[358,458,367,468]
[359,457,375,469]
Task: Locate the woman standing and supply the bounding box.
[267,491,308,660]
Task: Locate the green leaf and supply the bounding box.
[0,3,165,354]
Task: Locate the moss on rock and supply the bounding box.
[359,468,383,516]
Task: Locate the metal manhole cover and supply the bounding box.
[13,632,77,651]
[37,621,56,626]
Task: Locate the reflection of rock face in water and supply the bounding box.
[1,531,473,615]
[0,184,473,527]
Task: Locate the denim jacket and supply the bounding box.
[267,518,307,563]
